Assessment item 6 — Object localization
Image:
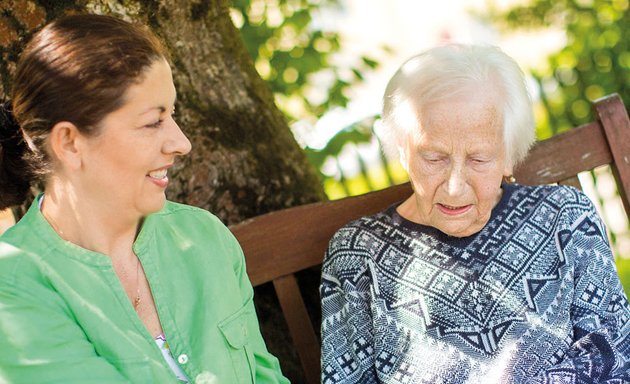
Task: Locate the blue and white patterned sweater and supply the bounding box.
[321,184,630,383]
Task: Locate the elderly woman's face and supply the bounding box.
[400,94,511,237]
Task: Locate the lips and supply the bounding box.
[437,203,472,216]
[147,165,171,188]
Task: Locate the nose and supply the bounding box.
[164,118,192,156]
[444,163,466,196]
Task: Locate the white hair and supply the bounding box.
[381,44,535,169]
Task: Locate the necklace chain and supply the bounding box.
[43,206,142,311]
[42,209,65,239]
[133,257,141,310]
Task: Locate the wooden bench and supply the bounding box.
[229,93,630,384]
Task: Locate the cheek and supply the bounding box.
[409,158,445,180]
[410,173,443,204]
[475,181,501,209]
[97,149,143,182]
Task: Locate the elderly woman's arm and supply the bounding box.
[320,229,379,384]
[530,205,630,383]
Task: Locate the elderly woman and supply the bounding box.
[320,44,630,383]
[0,14,288,383]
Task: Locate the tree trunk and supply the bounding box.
[0,0,326,381]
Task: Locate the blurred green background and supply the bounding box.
[231,0,630,292]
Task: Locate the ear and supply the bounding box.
[503,159,514,177]
[48,121,84,170]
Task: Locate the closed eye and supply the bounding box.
[145,119,164,129]
[425,157,446,164]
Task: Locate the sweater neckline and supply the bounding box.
[385,183,517,248]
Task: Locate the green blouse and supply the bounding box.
[0,198,289,384]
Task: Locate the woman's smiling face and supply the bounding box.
[400,93,512,237]
[77,59,191,218]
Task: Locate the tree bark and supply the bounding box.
[0,0,325,381]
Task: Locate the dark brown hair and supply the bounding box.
[0,14,168,209]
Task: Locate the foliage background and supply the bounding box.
[485,0,629,138]
[232,0,630,292]
[230,0,382,125]
[486,0,630,290]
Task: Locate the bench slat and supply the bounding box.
[273,274,320,384]
[595,94,630,215]
[233,182,412,286]
[514,121,611,185]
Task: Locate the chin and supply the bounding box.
[140,195,167,216]
[438,223,480,238]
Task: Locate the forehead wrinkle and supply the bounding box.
[415,100,503,157]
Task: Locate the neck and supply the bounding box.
[41,180,141,258]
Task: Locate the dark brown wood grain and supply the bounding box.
[232,182,412,286]
[273,275,321,384]
[515,121,611,185]
[594,94,630,215]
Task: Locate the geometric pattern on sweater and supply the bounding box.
[321,184,630,383]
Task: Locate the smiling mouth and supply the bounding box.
[437,203,472,215]
[147,167,170,188]
[148,169,168,180]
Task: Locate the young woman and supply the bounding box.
[0,14,288,384]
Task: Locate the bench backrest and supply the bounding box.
[229,93,630,384]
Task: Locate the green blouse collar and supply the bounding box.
[24,194,156,266]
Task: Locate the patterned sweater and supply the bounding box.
[321,184,630,383]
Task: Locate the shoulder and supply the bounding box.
[157,200,223,221]
[0,242,24,280]
[151,200,229,234]
[0,241,45,289]
[145,201,241,257]
[325,206,398,261]
[0,211,51,285]
[331,207,395,242]
[509,183,595,213]
[507,184,605,242]
[509,183,576,200]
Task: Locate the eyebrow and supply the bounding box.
[138,98,177,116]
[139,106,164,116]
